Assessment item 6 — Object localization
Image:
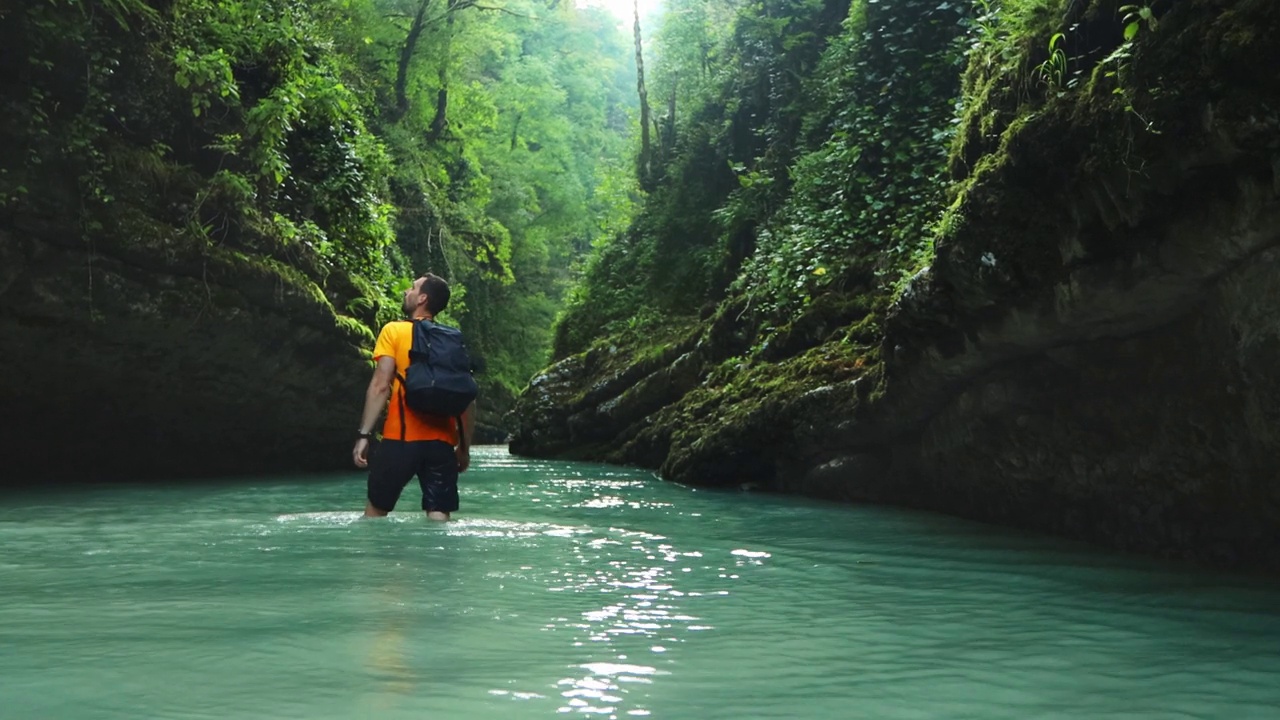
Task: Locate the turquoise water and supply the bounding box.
[2,446,1279,719]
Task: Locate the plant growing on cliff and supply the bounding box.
[1120,3,1159,41]
[1034,32,1067,90]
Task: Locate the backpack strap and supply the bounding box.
[394,371,407,442]
[455,415,468,456]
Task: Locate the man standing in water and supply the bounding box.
[352,273,475,520]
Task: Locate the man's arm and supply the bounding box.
[456,400,476,472]
[353,356,396,468]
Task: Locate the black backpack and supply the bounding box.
[394,319,479,440]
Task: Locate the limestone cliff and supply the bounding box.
[0,216,371,483]
[511,0,1280,567]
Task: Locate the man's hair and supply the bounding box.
[421,273,450,315]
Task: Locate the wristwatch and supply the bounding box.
[356,429,375,440]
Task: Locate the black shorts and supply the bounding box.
[367,440,460,513]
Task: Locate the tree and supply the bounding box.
[633,0,657,191]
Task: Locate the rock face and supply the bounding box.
[509,328,705,462]
[845,157,1280,565]
[511,0,1280,568]
[0,218,371,484]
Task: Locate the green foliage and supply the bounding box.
[2,0,639,409]
[1120,3,1159,41]
[389,0,642,395]
[172,47,239,117]
[947,0,1070,177]
[553,0,849,359]
[732,0,971,322]
[1034,32,1067,89]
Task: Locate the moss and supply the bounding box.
[334,314,375,348]
[79,198,377,355]
[550,317,702,411]
[947,0,1065,179]
[755,292,873,362]
[641,331,882,483]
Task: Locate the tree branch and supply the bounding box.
[470,4,537,18]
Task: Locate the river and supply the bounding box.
[2,446,1278,718]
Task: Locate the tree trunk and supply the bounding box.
[428,0,460,140]
[429,88,449,138]
[661,83,676,163]
[634,0,655,191]
[393,0,434,122]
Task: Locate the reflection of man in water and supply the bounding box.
[363,568,415,705]
[351,273,475,520]
[368,617,414,698]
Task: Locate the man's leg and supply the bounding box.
[418,441,461,521]
[366,440,413,516]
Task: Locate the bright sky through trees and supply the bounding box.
[579,0,664,25]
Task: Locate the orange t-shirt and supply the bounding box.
[373,321,460,444]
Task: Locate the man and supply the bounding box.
[352,273,475,520]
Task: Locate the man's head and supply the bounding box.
[402,273,451,317]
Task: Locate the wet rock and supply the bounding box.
[0,225,370,483]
